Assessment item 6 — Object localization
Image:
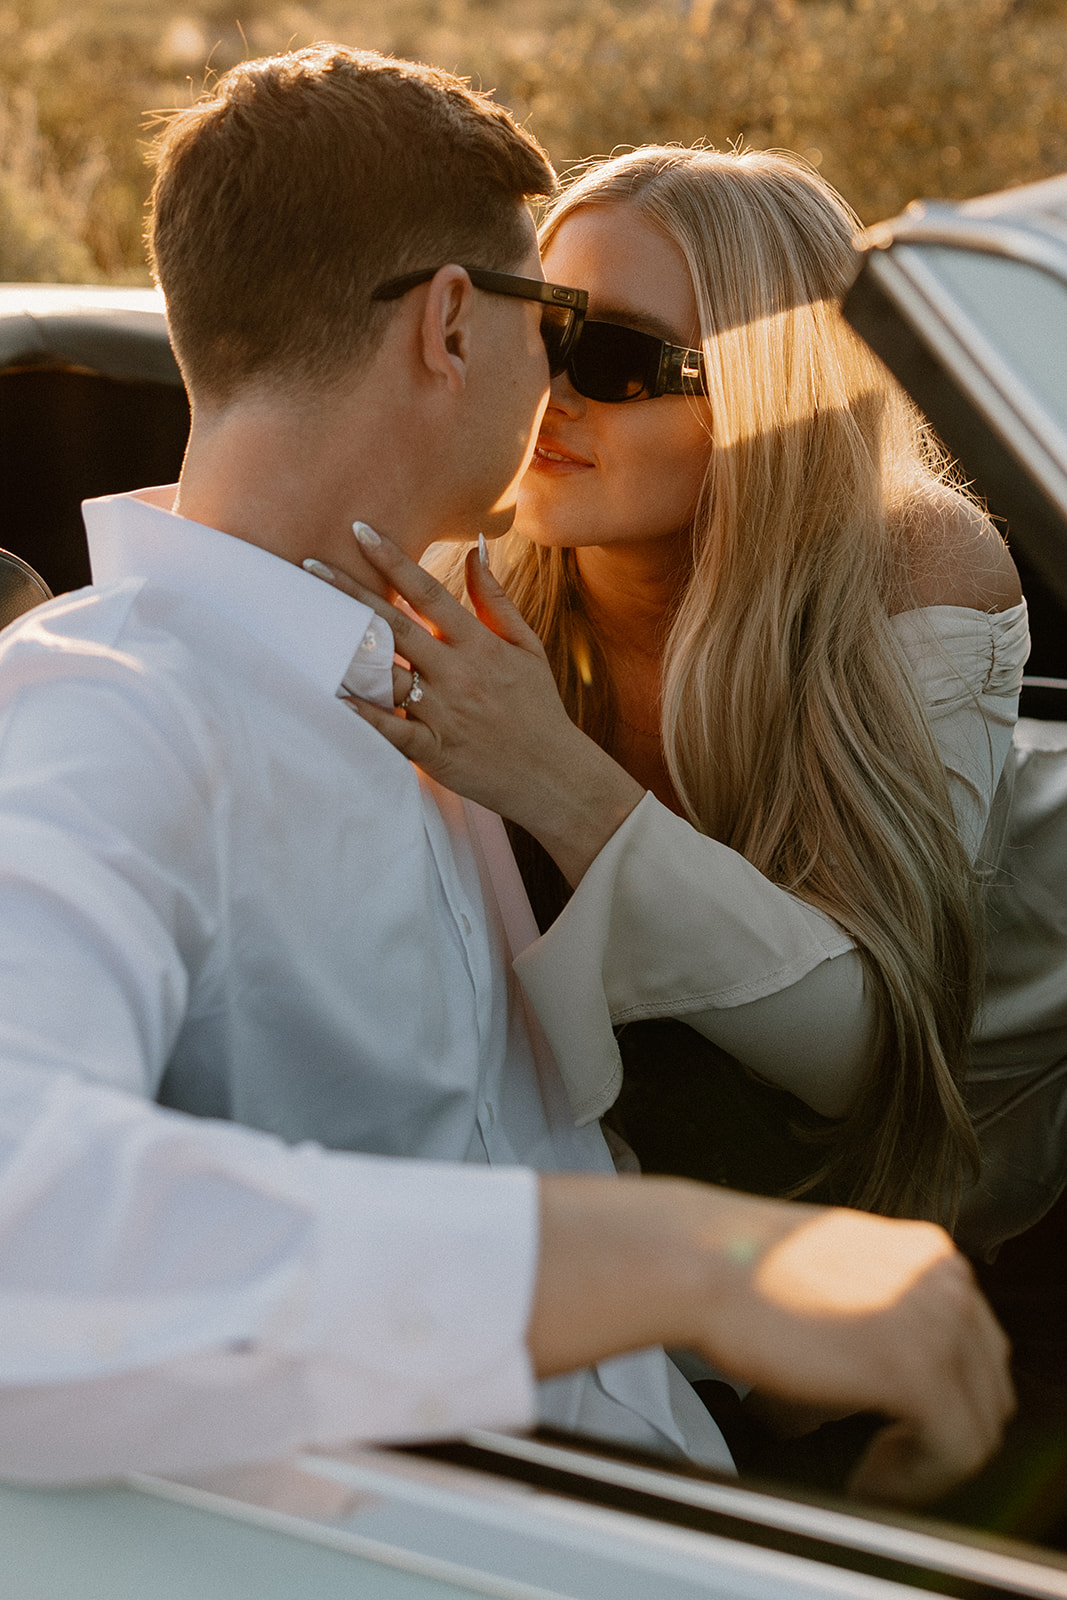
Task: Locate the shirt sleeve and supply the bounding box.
[515,605,1030,1127]
[0,1067,538,1483]
[0,630,538,1483]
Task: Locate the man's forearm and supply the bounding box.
[529,1173,1014,1506]
[528,1173,765,1375]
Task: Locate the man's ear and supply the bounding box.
[420,266,474,393]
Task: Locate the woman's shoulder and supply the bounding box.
[892,486,1023,615]
[885,487,1028,700]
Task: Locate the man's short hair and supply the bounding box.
[148,45,557,401]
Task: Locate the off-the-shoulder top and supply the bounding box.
[516,601,1030,1129]
[892,602,1029,859]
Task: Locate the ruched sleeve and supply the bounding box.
[890,602,1028,860]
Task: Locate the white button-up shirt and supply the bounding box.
[0,489,728,1481]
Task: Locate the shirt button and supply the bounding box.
[460,913,472,936]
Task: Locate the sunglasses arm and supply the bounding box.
[658,343,708,398]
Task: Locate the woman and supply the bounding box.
[322,147,1027,1234]
[451,146,1026,1224]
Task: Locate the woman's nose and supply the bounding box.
[546,368,586,416]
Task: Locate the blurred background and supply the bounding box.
[1,0,1065,283]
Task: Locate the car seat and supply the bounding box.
[0,288,189,596]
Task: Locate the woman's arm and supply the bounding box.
[308,538,877,1116]
[303,528,1024,1122]
[513,792,873,1121]
[518,583,1029,1126]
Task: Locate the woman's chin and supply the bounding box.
[515,487,589,550]
[513,505,588,551]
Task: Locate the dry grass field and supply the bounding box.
[1,0,1066,280]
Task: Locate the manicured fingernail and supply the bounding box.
[352,520,381,549]
[478,532,488,567]
[302,558,336,583]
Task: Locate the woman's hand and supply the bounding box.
[304,530,644,885]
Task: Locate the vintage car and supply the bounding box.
[3,176,1067,1597]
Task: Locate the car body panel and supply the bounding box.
[6,1433,1067,1600]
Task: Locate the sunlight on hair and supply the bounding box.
[571,634,593,687]
[753,1210,947,1318]
[703,298,869,450]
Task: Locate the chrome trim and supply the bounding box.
[131,1469,569,1600]
[462,1431,1067,1598]
[860,210,1067,286]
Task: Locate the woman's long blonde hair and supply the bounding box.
[443,146,982,1223]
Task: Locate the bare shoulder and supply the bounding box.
[894,487,1023,615]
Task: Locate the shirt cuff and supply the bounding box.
[292,1150,540,1445]
[516,793,853,1125]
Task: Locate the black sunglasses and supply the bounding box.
[564,318,708,403]
[371,266,587,377]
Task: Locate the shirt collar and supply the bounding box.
[82,487,394,701]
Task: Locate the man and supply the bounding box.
[0,45,1010,1503]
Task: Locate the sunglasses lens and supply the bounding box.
[567,321,657,402]
[539,303,578,377]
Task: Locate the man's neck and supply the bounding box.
[172,388,440,597]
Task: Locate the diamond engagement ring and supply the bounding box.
[401,670,423,711]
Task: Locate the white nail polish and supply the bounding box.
[351,520,381,549]
[478,532,488,567]
[302,558,336,582]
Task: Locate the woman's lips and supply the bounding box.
[531,437,593,473]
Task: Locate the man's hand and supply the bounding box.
[529,1175,1014,1507]
[303,532,644,886]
